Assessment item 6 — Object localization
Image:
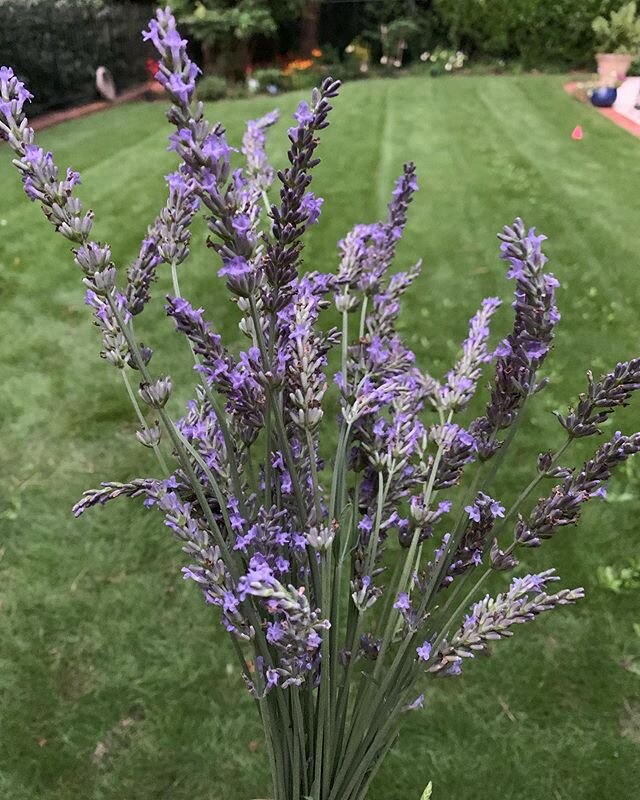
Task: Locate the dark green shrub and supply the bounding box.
[286,66,322,91]
[197,74,228,101]
[628,55,640,73]
[433,0,630,68]
[0,0,153,114]
[252,67,288,91]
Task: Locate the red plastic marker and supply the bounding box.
[571,125,583,140]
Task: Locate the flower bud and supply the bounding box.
[128,344,153,370]
[139,376,172,408]
[489,539,519,570]
[136,422,162,448]
[83,266,116,295]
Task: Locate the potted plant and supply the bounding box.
[592,1,640,84]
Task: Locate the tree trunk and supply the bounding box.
[299,0,321,56]
[201,41,217,75]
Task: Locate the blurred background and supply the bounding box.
[3,0,640,114]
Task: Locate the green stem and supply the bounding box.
[292,687,309,796]
[374,410,453,676]
[358,296,368,340]
[495,436,572,536]
[120,368,169,474]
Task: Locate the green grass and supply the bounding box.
[1,74,639,799]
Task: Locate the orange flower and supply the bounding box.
[283,58,314,75]
[311,48,322,58]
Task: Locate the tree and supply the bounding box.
[300,0,321,56]
[173,0,304,76]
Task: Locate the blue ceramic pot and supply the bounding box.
[591,87,617,108]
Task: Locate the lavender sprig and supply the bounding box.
[262,80,340,312]
[470,218,560,459]
[556,359,640,438]
[516,431,640,547]
[126,170,199,315]
[430,570,584,675]
[435,297,502,412]
[242,109,280,220]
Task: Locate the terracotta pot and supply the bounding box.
[596,52,634,85]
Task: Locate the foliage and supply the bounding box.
[357,0,441,58]
[197,73,228,101]
[173,0,303,46]
[249,53,364,97]
[252,66,288,93]
[592,1,640,54]
[345,39,372,69]
[0,0,152,113]
[597,559,640,593]
[433,0,632,68]
[419,48,467,74]
[386,17,421,52]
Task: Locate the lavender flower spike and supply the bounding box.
[126,170,199,315]
[470,219,560,459]
[143,8,200,108]
[242,109,280,220]
[437,296,502,412]
[262,77,341,311]
[556,358,640,438]
[516,431,640,547]
[431,570,584,674]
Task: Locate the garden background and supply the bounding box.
[1,2,640,799]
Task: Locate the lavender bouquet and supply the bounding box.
[2,9,640,800]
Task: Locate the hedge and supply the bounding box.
[0,0,154,114]
[432,0,630,68]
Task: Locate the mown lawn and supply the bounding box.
[0,74,639,800]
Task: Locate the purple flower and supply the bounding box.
[465,504,481,522]
[430,570,584,675]
[294,100,314,126]
[143,9,200,109]
[416,641,432,662]
[406,694,425,711]
[490,500,505,518]
[232,213,252,237]
[556,359,640,439]
[517,432,640,548]
[394,592,411,611]
[301,192,324,225]
[218,256,255,297]
[470,219,560,460]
